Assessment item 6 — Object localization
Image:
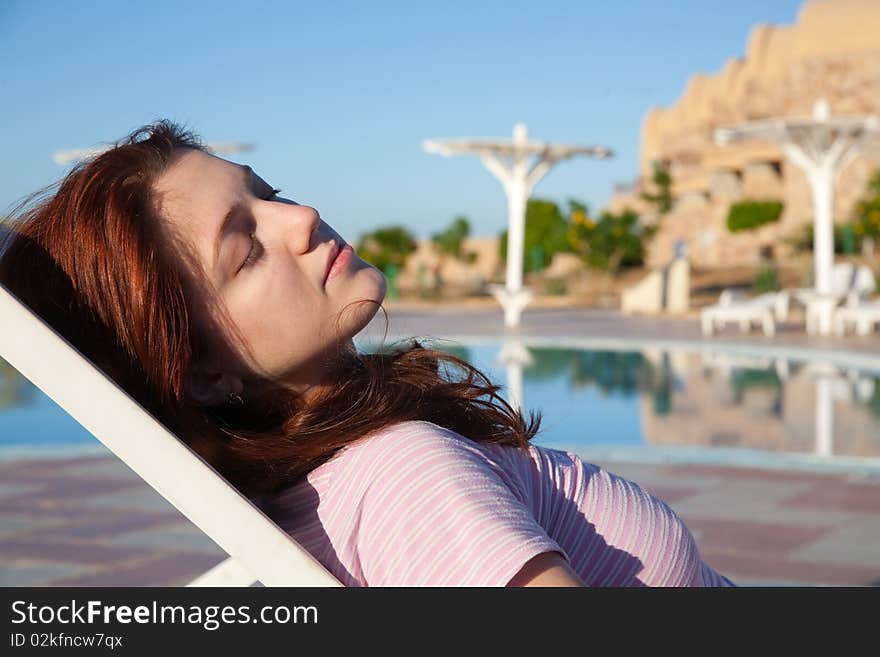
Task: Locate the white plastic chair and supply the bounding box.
[0,282,343,587]
[792,263,876,307]
[795,263,870,294]
[794,263,876,335]
[833,292,880,336]
[701,289,789,337]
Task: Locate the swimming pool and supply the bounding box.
[3,343,880,475]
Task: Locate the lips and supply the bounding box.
[324,241,340,286]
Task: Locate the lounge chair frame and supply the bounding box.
[0,282,342,587]
[700,289,789,337]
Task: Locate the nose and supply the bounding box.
[273,201,321,254]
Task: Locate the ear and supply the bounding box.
[185,365,243,407]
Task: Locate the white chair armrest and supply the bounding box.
[718,288,745,306]
[845,290,864,308]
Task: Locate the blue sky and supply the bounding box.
[0,0,804,243]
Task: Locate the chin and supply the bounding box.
[375,268,389,301]
[340,269,387,332]
[359,263,388,301]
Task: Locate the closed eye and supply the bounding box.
[237,188,283,273]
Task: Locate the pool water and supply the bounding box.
[2,344,880,472]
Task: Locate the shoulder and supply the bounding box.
[349,421,568,586]
[302,420,504,508]
[350,419,472,451]
[351,420,535,532]
[341,420,497,476]
[580,463,704,586]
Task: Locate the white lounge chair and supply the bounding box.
[0,282,343,587]
[833,291,880,336]
[701,289,789,337]
[793,262,876,303]
[792,263,877,334]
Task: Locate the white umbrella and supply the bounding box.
[52,141,255,165]
[715,99,880,335]
[424,123,612,327]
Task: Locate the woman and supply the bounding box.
[0,121,735,587]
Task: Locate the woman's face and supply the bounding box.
[152,147,386,404]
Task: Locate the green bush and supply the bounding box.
[544,278,567,296]
[854,169,880,240]
[784,222,864,255]
[639,160,673,215]
[726,200,784,233]
[753,265,780,294]
[567,208,645,274]
[431,215,478,264]
[499,199,571,273]
[355,225,418,273]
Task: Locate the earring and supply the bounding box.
[227,392,244,406]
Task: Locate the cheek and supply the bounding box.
[246,272,324,343]
[241,256,339,323]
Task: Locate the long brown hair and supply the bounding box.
[0,120,542,499]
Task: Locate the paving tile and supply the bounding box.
[59,458,140,480]
[0,497,68,514]
[0,503,141,530]
[582,462,667,481]
[36,477,145,498]
[47,552,227,587]
[0,484,144,514]
[848,471,880,483]
[664,464,843,484]
[1,439,878,587]
[0,562,102,587]
[664,478,817,521]
[78,487,180,513]
[0,537,153,566]
[107,525,225,554]
[721,575,817,587]
[699,549,880,587]
[648,482,880,530]
[31,510,184,540]
[638,485,701,504]
[0,514,66,537]
[0,483,42,498]
[784,480,880,514]
[0,456,112,480]
[589,461,727,492]
[790,522,880,569]
[0,498,127,524]
[681,516,833,555]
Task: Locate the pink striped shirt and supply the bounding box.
[266,420,735,587]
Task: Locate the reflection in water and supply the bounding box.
[517,347,673,416]
[494,339,533,415]
[454,341,880,463]
[797,362,876,458]
[643,351,878,460]
[729,368,783,415]
[5,339,880,465]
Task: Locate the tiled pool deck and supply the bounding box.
[2,304,879,586]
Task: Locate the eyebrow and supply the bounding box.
[213,164,253,275]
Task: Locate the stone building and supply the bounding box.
[610,0,880,269]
